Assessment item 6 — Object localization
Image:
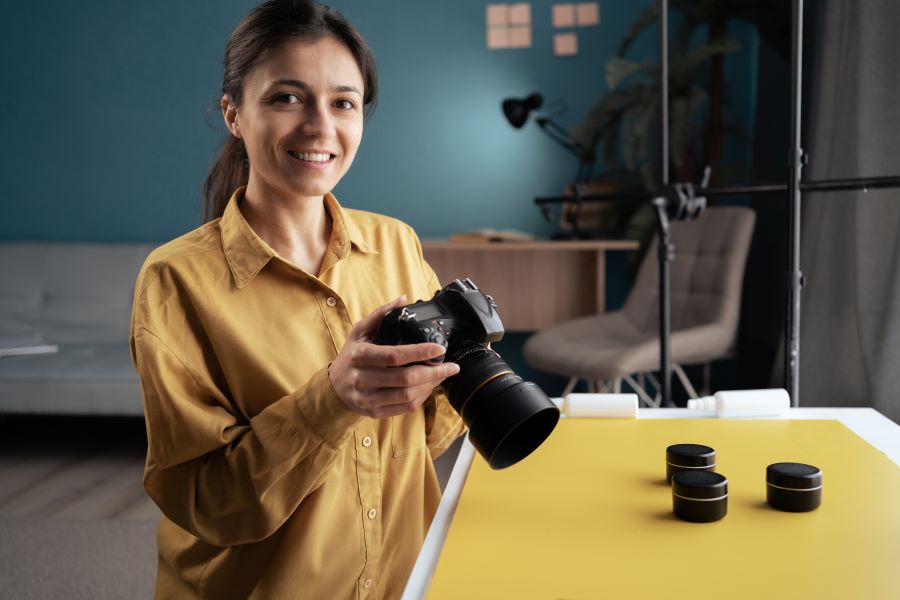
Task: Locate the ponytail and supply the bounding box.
[203,135,249,222]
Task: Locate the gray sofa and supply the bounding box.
[0,243,155,415]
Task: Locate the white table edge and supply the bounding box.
[401,407,900,600]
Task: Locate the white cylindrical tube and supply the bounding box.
[564,393,639,418]
[687,388,790,418]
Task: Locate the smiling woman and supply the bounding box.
[129,1,466,599]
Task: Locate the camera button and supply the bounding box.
[325,296,337,307]
[361,436,372,448]
[430,332,446,346]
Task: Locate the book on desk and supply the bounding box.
[448,228,537,244]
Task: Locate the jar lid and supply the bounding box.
[767,462,822,490]
[671,471,728,500]
[666,443,716,467]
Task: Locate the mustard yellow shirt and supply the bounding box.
[129,188,465,599]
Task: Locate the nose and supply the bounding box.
[301,100,336,138]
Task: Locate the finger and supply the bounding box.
[349,295,408,341]
[361,382,442,418]
[354,341,448,368]
[356,362,460,390]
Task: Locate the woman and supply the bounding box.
[129,1,465,597]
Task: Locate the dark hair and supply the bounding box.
[203,0,378,221]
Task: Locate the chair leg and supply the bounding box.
[673,364,700,399]
[701,362,712,396]
[613,378,622,393]
[561,377,579,397]
[623,373,658,408]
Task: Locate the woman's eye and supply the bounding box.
[335,99,357,110]
[277,93,301,104]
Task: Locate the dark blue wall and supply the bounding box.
[0,1,757,243]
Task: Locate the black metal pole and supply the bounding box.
[786,0,805,406]
[657,0,672,406]
[534,175,900,207]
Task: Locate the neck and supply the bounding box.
[240,183,333,276]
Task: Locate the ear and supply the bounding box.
[221,95,241,139]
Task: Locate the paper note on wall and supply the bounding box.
[576,2,600,26]
[486,3,532,50]
[552,4,576,28]
[554,32,578,56]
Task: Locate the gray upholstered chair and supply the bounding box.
[523,207,756,406]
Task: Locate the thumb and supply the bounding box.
[351,295,408,341]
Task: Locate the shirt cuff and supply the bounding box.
[293,365,363,449]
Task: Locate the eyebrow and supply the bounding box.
[270,78,363,97]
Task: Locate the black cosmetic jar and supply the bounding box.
[766,462,822,512]
[666,444,716,483]
[671,471,728,523]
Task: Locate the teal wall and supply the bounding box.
[0,1,757,243]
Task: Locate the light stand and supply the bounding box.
[533,0,900,406]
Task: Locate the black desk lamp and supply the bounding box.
[503,93,598,238]
[502,93,595,183]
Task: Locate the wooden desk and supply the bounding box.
[422,240,638,331]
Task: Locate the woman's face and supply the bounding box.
[225,36,365,203]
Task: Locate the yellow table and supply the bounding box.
[405,409,900,599]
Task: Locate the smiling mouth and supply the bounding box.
[287,151,335,163]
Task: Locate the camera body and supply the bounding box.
[374,278,559,470]
[373,278,503,357]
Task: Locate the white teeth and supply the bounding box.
[290,151,331,162]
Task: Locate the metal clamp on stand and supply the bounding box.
[652,171,709,405]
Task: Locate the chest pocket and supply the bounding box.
[391,408,426,458]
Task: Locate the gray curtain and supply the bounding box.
[799,0,900,422]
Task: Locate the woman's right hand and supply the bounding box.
[328,296,460,419]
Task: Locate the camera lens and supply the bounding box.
[445,342,559,469]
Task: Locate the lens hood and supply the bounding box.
[467,381,560,470]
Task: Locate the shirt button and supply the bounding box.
[363,579,373,590]
[362,436,372,448]
[367,508,377,520]
[325,296,337,307]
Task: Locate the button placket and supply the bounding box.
[355,428,383,582]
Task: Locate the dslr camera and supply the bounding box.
[374,278,559,469]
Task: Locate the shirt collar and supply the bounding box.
[325,192,375,258]
[220,188,376,288]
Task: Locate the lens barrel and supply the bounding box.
[445,342,559,469]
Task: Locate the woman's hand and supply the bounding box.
[329,296,460,419]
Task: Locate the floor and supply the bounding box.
[0,414,461,599]
[0,415,158,522]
